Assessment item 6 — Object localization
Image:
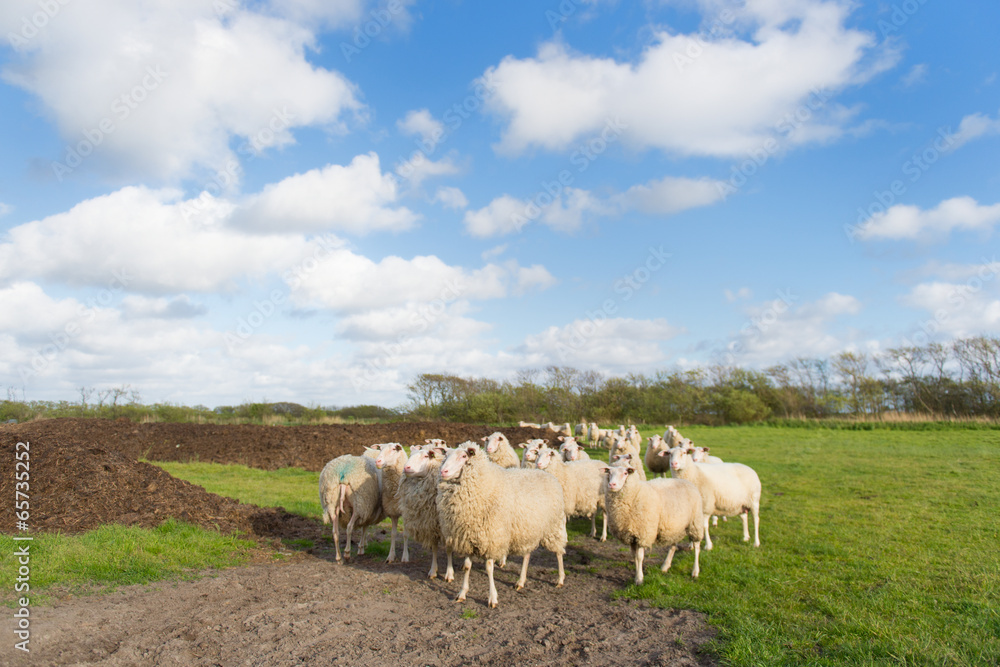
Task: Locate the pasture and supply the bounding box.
[1,423,997,665]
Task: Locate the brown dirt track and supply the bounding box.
[1,419,717,666]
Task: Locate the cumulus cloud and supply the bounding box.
[237,153,419,234]
[857,197,1000,242]
[612,176,726,216]
[946,108,1000,151]
[901,280,1000,339]
[517,317,682,369]
[0,0,363,182]
[397,108,444,147]
[481,0,893,157]
[120,295,207,320]
[900,63,928,88]
[432,186,469,210]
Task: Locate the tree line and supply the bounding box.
[406,335,1000,425]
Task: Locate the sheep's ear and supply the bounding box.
[626,466,635,475]
[466,445,478,456]
[516,441,526,448]
[479,436,487,443]
[701,446,709,452]
[686,448,695,455]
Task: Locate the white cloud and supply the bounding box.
[464,195,528,237]
[120,295,207,320]
[724,287,753,302]
[947,108,1000,151]
[721,292,863,366]
[857,197,1000,241]
[901,280,1000,339]
[613,176,726,216]
[0,186,309,293]
[0,0,363,182]
[395,153,461,189]
[433,186,469,210]
[238,153,419,234]
[482,0,892,157]
[397,108,444,148]
[518,317,682,368]
[0,202,11,217]
[900,63,927,88]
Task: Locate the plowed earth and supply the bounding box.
[1,419,717,666]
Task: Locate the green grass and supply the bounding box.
[612,426,1000,666]
[0,519,256,605]
[148,460,323,520]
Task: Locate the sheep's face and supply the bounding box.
[647,434,663,450]
[535,446,557,470]
[559,441,579,462]
[375,443,405,469]
[424,438,447,447]
[611,452,635,468]
[440,444,478,480]
[664,446,693,472]
[691,446,711,463]
[482,432,506,454]
[605,465,633,492]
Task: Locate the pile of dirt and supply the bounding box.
[0,436,321,540]
[0,418,555,471]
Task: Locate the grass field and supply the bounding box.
[2,427,997,664]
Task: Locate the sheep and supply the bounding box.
[519,420,542,429]
[371,442,409,563]
[399,444,463,581]
[644,434,672,478]
[662,446,761,550]
[663,425,684,448]
[574,420,587,439]
[535,444,607,541]
[609,433,640,462]
[319,454,384,562]
[625,425,642,451]
[601,463,704,585]
[480,431,520,469]
[692,445,723,465]
[437,442,567,608]
[610,451,647,481]
[558,436,590,462]
[587,422,604,445]
[517,438,546,468]
[600,431,618,451]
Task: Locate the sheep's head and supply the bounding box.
[603,464,634,492]
[662,446,694,472]
[481,431,508,454]
[404,445,446,477]
[535,445,557,470]
[375,442,405,469]
[440,442,479,480]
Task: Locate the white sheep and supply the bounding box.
[587,422,604,445]
[399,444,463,581]
[644,434,672,478]
[663,425,684,448]
[609,433,640,462]
[610,451,647,481]
[519,420,542,429]
[372,442,409,563]
[517,438,547,468]
[480,431,520,469]
[601,463,704,585]
[558,436,590,462]
[692,445,723,464]
[663,446,761,550]
[625,425,642,451]
[319,454,384,562]
[574,420,587,439]
[437,442,567,608]
[535,444,607,541]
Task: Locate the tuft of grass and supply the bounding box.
[621,426,1000,666]
[0,519,255,605]
[148,460,322,520]
[461,608,478,619]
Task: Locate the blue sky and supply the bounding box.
[1,0,998,408]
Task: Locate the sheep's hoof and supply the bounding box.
[453,596,465,603]
[488,600,498,608]
[402,556,410,563]
[444,575,454,583]
[555,582,564,588]
[515,584,524,591]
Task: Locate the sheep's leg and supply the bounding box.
[600,510,608,542]
[741,510,750,542]
[386,518,398,563]
[516,554,530,590]
[712,515,719,527]
[332,522,342,563]
[555,551,565,587]
[455,557,472,603]
[661,545,677,573]
[589,513,597,538]
[401,529,410,563]
[428,546,438,579]
[344,511,361,561]
[498,554,506,568]
[633,545,645,586]
[752,499,760,547]
[703,515,713,550]
[691,540,700,579]
[486,559,499,608]
[444,549,456,582]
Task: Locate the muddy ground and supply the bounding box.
[0,419,718,666]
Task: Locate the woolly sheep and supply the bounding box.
[609,433,640,462]
[601,463,704,585]
[399,444,463,581]
[558,436,590,462]
[663,447,761,550]
[663,425,684,448]
[372,442,409,563]
[519,421,542,429]
[587,422,604,445]
[692,445,723,465]
[480,431,520,469]
[574,420,587,439]
[517,438,547,468]
[644,434,672,478]
[535,444,607,541]
[437,443,567,608]
[610,451,647,481]
[319,454,384,562]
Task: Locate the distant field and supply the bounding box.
[3,426,996,664]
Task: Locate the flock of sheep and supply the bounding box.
[318,421,762,607]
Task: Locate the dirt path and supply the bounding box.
[7,536,717,666]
